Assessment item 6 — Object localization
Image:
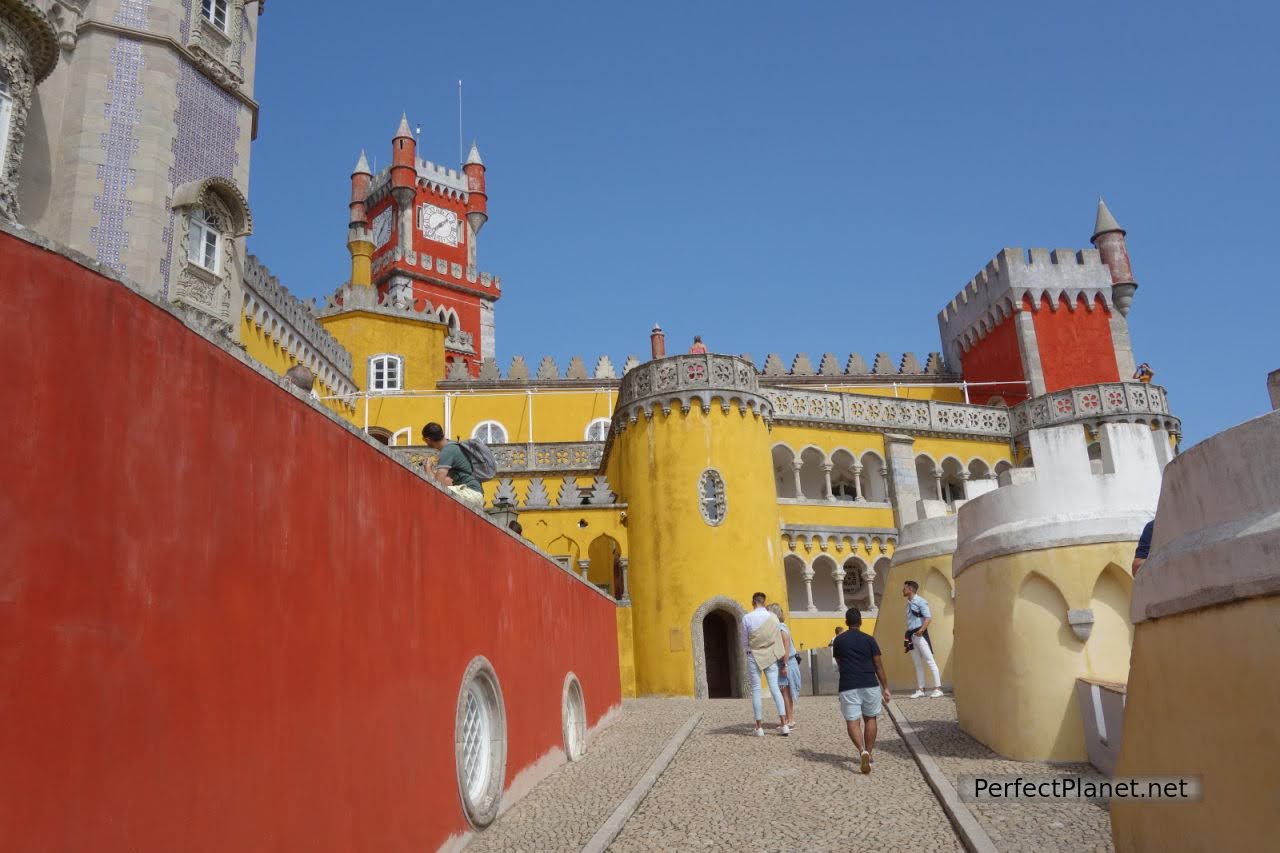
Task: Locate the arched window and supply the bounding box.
[584,418,610,442]
[201,0,230,33]
[698,469,727,526]
[187,208,222,274]
[368,354,403,392]
[860,452,888,502]
[0,74,11,170]
[472,420,507,444]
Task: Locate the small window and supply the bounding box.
[698,468,727,526]
[187,209,222,274]
[201,0,229,32]
[584,418,610,442]
[368,354,403,392]
[562,674,588,762]
[472,420,507,444]
[0,75,11,169]
[455,657,507,828]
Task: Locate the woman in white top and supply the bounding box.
[767,603,800,727]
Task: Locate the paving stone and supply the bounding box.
[895,696,1114,853]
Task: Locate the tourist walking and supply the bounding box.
[831,608,890,774]
[768,603,801,727]
[742,592,790,736]
[903,581,943,698]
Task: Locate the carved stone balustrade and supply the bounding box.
[1009,382,1179,442]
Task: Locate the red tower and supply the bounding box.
[359,116,501,377]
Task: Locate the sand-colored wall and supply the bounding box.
[874,556,956,691]
[954,542,1135,760]
[1111,596,1280,851]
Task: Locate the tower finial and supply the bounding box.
[466,140,484,166]
[1093,197,1124,239]
[353,149,371,176]
[395,113,413,139]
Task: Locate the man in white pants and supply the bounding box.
[903,581,943,698]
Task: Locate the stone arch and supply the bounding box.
[842,556,872,611]
[915,453,939,500]
[172,175,252,236]
[1087,563,1133,683]
[798,446,827,500]
[587,533,622,596]
[783,554,809,613]
[1015,571,1074,649]
[771,444,797,499]
[690,596,748,700]
[939,456,966,504]
[872,557,890,610]
[860,451,887,502]
[811,554,841,612]
[830,448,859,501]
[967,458,992,481]
[546,534,581,570]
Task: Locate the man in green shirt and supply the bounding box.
[421,422,484,509]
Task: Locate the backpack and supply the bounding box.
[456,438,499,483]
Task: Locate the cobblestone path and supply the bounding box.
[896,696,1114,853]
[610,697,962,852]
[467,698,698,853]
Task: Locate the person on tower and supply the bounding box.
[688,336,708,354]
[903,581,944,698]
[1133,362,1155,383]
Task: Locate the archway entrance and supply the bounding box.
[703,610,737,698]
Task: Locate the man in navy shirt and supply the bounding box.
[831,608,891,774]
[1132,520,1154,575]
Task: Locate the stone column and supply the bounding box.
[932,470,944,501]
[885,434,921,526]
[1013,306,1048,397]
[958,469,971,500]
[865,565,877,612]
[851,463,864,501]
[577,560,590,580]
[619,558,631,604]
[791,460,803,499]
[802,566,816,612]
[1109,311,1137,380]
[833,564,847,610]
[821,462,834,501]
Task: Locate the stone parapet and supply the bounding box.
[892,514,958,565]
[765,387,1011,440]
[613,353,772,427]
[243,255,353,377]
[1009,381,1178,442]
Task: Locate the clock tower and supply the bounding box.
[346,116,501,377]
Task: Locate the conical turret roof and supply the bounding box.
[1093,197,1124,237]
[466,140,484,166]
[394,113,414,139]
[353,149,371,175]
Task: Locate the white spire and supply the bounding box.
[394,113,413,139]
[466,140,484,166]
[353,149,371,175]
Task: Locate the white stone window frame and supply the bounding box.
[0,74,10,177]
[368,354,403,393]
[698,468,727,527]
[472,420,507,444]
[584,418,610,442]
[561,672,588,762]
[201,0,231,34]
[188,0,248,87]
[187,208,223,275]
[454,657,507,829]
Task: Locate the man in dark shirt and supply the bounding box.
[831,608,891,774]
[1132,520,1154,575]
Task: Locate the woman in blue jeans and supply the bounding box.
[768,604,802,727]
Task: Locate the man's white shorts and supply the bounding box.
[839,686,883,720]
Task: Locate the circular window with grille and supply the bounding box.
[562,673,588,761]
[698,468,727,526]
[454,657,507,827]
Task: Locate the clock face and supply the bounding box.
[419,202,460,246]
[371,208,393,247]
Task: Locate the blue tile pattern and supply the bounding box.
[89,39,145,273]
[112,1,152,30]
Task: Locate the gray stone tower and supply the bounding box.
[18,0,263,333]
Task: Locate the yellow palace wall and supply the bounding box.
[615,403,784,696]
[1111,595,1280,852]
[239,314,351,417]
[874,555,956,691]
[954,541,1134,761]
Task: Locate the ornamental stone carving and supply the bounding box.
[0,1,58,221]
[615,354,773,428]
[1008,381,1179,442]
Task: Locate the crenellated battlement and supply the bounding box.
[938,247,1116,365]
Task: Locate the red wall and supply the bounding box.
[958,311,1028,405]
[1031,293,1120,391]
[0,233,620,852]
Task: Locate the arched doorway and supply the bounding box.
[703,610,736,698]
[690,596,747,699]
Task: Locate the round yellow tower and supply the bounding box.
[611,354,784,697]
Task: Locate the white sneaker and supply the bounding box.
[779,724,791,736]
[754,727,765,737]
[910,689,926,699]
[859,750,871,774]
[929,689,944,698]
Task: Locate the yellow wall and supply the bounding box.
[954,542,1135,760]
[615,404,784,696]
[910,435,1013,470]
[873,556,955,691]
[786,615,877,652]
[1111,596,1280,852]
[616,605,637,698]
[778,503,897,531]
[238,313,353,417]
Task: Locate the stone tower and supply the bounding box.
[17,0,263,333]
[348,118,499,377]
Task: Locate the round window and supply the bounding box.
[562,674,587,761]
[698,469,727,526]
[454,657,507,827]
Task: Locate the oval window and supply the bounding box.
[698,469,727,526]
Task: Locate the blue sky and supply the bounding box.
[247,1,1278,446]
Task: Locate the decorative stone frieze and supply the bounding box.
[765,387,1011,439]
[781,526,898,555]
[613,353,773,428]
[0,0,58,220]
[393,441,606,476]
[1008,381,1179,442]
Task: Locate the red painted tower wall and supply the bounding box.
[958,312,1028,405]
[1031,293,1120,391]
[0,232,620,852]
